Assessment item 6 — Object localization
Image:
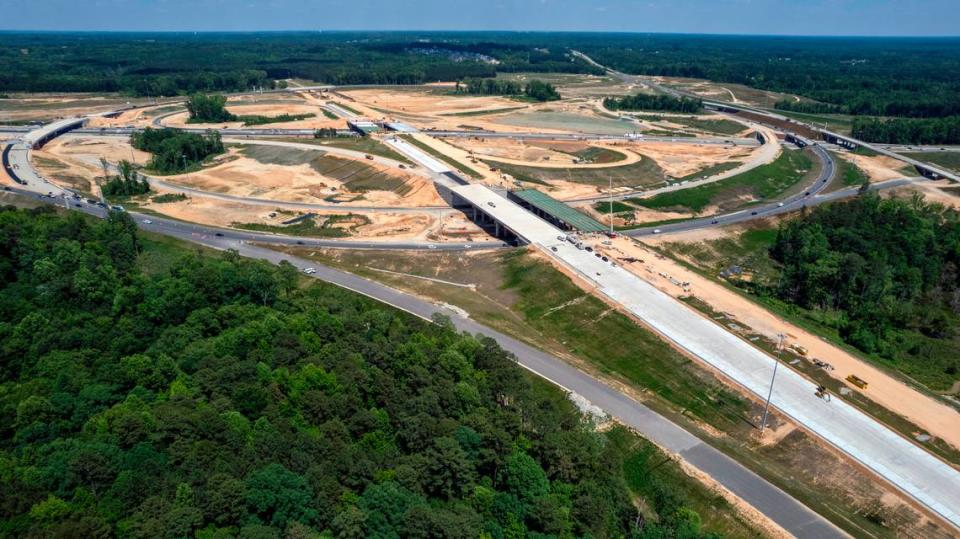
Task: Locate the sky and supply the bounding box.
[1,0,959,36]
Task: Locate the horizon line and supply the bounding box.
[1,29,959,39]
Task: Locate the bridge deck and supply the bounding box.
[22,118,86,149]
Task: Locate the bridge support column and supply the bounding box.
[495,222,500,237]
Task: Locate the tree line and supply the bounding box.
[567,34,960,119]
[130,127,225,174]
[455,77,561,102]
[851,116,960,145]
[0,206,721,538]
[769,193,960,388]
[603,93,703,113]
[0,32,599,97]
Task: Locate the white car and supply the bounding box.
[142,219,153,224]
[653,229,662,234]
[428,244,437,249]
[303,267,317,275]
[777,202,784,207]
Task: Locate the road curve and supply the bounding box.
[623,144,844,237]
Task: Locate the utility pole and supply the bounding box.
[759,333,786,435]
[608,175,614,236]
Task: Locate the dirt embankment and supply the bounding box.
[838,152,912,182]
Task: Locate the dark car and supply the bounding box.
[751,211,758,216]
[214,232,224,237]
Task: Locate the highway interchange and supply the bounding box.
[3,73,959,536]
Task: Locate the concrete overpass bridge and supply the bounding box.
[820,130,960,181]
[21,117,87,149]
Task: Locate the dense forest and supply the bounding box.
[769,193,960,388]
[851,116,960,145]
[0,206,724,538]
[456,78,561,102]
[130,127,225,174]
[0,32,599,96]
[3,32,958,120]
[603,94,703,113]
[569,34,960,118]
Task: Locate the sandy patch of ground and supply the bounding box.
[882,180,960,221]
[159,147,441,206]
[590,235,960,451]
[0,94,154,122]
[838,152,909,182]
[46,135,150,164]
[86,102,188,128]
[447,137,642,169]
[139,194,485,242]
[343,88,522,117]
[891,180,960,210]
[162,102,343,130]
[32,136,152,196]
[621,141,755,178]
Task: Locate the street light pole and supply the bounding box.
[759,333,786,434]
[608,175,614,236]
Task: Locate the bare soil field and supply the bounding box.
[86,103,186,128]
[447,137,638,168]
[341,88,522,117]
[159,145,442,206]
[886,180,960,210]
[32,136,152,196]
[0,94,155,123]
[162,101,342,130]
[624,141,756,178]
[836,152,912,182]
[134,194,484,242]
